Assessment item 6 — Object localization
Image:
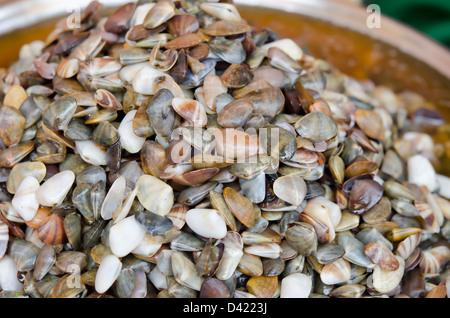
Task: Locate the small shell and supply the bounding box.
[56,59,79,78]
[246,276,278,298]
[185,209,227,239]
[172,97,207,127]
[143,1,175,28]
[372,256,405,293]
[136,175,174,217]
[200,3,242,22]
[109,216,146,257]
[35,170,75,207]
[95,254,122,294]
[95,89,123,111]
[118,110,146,154]
[273,175,307,206]
[364,240,399,271]
[244,243,282,259]
[11,176,40,221]
[171,252,204,291]
[320,258,351,285]
[37,214,65,245]
[223,187,255,228]
[280,273,312,298]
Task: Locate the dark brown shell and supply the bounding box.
[104,2,137,34]
[348,179,384,215]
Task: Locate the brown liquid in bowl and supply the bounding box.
[0,5,449,175]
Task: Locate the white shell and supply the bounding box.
[36,170,75,207]
[243,243,282,259]
[273,175,307,206]
[95,254,122,294]
[407,154,437,192]
[200,3,241,22]
[131,65,167,95]
[261,39,303,61]
[436,174,450,200]
[0,255,22,291]
[185,209,227,239]
[130,3,155,27]
[119,62,147,83]
[148,266,168,290]
[303,203,336,242]
[109,215,146,257]
[136,175,174,216]
[118,110,146,154]
[131,234,162,258]
[308,196,342,228]
[112,186,138,224]
[372,255,405,293]
[280,273,312,298]
[320,257,351,285]
[75,140,107,166]
[101,176,126,220]
[11,176,40,221]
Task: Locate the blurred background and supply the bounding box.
[349,0,450,47]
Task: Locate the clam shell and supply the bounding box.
[223,187,255,228]
[209,37,246,65]
[199,278,230,298]
[33,244,56,281]
[204,20,251,37]
[285,222,317,256]
[348,179,383,215]
[320,258,351,285]
[244,243,282,259]
[95,254,122,294]
[11,176,40,221]
[364,240,399,271]
[246,276,278,298]
[167,14,199,37]
[172,97,207,127]
[354,109,385,140]
[200,3,242,22]
[215,232,243,280]
[35,170,75,207]
[118,110,146,154]
[37,214,65,245]
[273,175,307,206]
[295,111,337,142]
[0,106,26,147]
[109,216,146,257]
[172,252,204,291]
[244,87,285,118]
[372,256,405,293]
[217,98,254,128]
[211,128,259,160]
[136,175,174,216]
[280,273,312,298]
[185,209,227,239]
[143,0,175,28]
[75,140,107,166]
[0,256,22,291]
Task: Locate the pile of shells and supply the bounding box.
[0,0,448,299]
